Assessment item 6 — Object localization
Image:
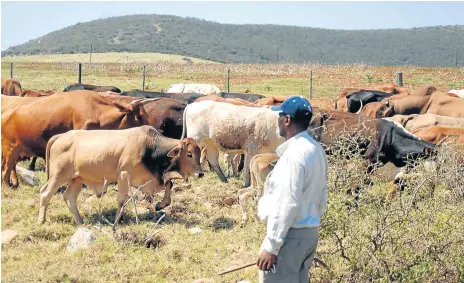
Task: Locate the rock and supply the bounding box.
[16,166,40,187]
[1,230,18,244]
[67,227,95,254]
[192,279,215,283]
[220,196,237,206]
[188,227,203,235]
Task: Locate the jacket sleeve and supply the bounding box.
[261,156,305,255]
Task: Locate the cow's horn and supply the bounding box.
[355,100,363,114]
[141,97,162,105]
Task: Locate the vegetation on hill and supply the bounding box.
[2,14,464,66]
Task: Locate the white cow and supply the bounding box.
[166,83,221,95]
[181,100,285,187]
[448,89,464,98]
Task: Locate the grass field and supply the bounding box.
[1,55,464,283]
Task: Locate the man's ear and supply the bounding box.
[167,146,181,158]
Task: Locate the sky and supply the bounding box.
[2,1,464,51]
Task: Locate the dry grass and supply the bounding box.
[1,58,464,283]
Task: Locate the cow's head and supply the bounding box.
[363,119,435,168]
[376,101,395,118]
[112,98,161,128]
[164,138,204,183]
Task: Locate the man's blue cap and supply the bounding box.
[271,96,313,119]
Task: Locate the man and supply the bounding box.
[256,96,328,283]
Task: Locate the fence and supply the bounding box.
[8,62,405,98]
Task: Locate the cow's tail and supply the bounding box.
[45,134,62,180]
[181,103,190,140]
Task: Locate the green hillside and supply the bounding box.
[2,14,464,66]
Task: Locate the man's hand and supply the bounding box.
[257,250,276,271]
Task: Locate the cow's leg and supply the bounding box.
[28,157,37,171]
[237,189,253,225]
[242,149,257,188]
[155,181,172,211]
[2,147,20,188]
[38,175,69,224]
[62,178,84,224]
[232,154,241,178]
[205,144,228,183]
[114,171,130,227]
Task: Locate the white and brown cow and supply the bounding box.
[38,126,203,225]
[181,100,285,187]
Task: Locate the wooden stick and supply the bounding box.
[218,261,256,275]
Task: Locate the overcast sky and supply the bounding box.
[2,1,464,51]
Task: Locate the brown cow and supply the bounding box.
[410,84,436,96]
[420,92,464,118]
[1,90,155,188]
[20,90,55,97]
[1,78,22,96]
[38,126,203,224]
[254,95,289,106]
[378,95,432,117]
[412,126,464,145]
[386,114,464,133]
[1,95,39,113]
[359,102,385,118]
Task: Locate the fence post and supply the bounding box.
[77,63,82,84]
[142,65,146,91]
[10,63,13,79]
[309,70,313,99]
[396,72,403,86]
[227,68,230,92]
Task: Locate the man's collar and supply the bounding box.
[276,131,308,156]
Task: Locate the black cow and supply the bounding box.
[346,90,394,113]
[309,109,434,169]
[120,89,203,104]
[217,92,266,102]
[63,83,121,93]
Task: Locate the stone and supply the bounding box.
[16,166,40,187]
[1,230,18,244]
[66,227,95,254]
[188,227,203,235]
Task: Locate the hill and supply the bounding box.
[2,14,464,66]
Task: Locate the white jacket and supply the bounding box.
[257,131,328,255]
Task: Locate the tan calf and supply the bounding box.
[38,126,203,225]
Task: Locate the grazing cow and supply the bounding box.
[20,90,55,97]
[166,83,221,95]
[309,109,435,168]
[120,89,203,104]
[420,92,464,118]
[181,100,285,187]
[412,126,464,145]
[217,92,266,102]
[448,89,464,98]
[377,95,432,117]
[387,114,464,133]
[102,94,186,139]
[38,126,203,224]
[346,90,395,113]
[1,91,154,188]
[63,83,121,93]
[1,78,22,96]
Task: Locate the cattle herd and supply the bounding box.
[1,77,464,226]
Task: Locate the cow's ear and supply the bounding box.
[167,146,181,158]
[112,102,133,113]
